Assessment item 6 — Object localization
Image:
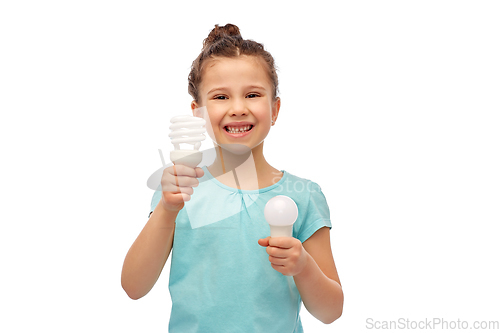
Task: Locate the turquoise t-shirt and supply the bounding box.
[150,166,332,333]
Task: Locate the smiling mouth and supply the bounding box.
[224,125,254,134]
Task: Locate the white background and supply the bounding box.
[1,0,499,332]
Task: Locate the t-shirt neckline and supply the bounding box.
[201,166,287,194]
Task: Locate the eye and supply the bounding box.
[246,93,259,98]
[214,95,227,100]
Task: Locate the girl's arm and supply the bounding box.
[121,203,177,300]
[294,227,343,324]
[122,165,203,300]
[258,227,343,324]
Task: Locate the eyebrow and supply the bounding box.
[207,87,225,95]
[207,85,266,95]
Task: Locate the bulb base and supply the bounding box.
[269,225,293,238]
[170,150,202,168]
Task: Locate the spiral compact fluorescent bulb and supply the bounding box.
[169,115,206,168]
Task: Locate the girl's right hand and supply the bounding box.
[160,165,204,212]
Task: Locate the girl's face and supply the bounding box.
[192,55,280,152]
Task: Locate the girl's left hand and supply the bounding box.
[258,237,310,276]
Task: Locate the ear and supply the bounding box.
[271,97,281,125]
[191,100,202,118]
[191,100,198,114]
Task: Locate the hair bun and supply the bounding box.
[203,23,241,48]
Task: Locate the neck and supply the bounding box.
[207,142,282,190]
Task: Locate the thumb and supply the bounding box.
[194,167,205,178]
[258,236,271,247]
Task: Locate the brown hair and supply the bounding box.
[188,23,279,103]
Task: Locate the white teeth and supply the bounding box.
[225,125,252,134]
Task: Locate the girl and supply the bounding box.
[121,24,343,333]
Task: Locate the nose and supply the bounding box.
[229,97,248,117]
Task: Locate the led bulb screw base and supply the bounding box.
[269,225,294,238]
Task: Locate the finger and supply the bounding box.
[160,179,186,193]
[180,192,192,202]
[177,186,194,195]
[270,263,286,272]
[268,237,295,249]
[172,175,200,188]
[174,168,180,188]
[162,173,199,190]
[160,181,195,194]
[194,167,205,178]
[258,237,271,247]
[169,165,198,177]
[270,263,291,276]
[161,181,179,193]
[266,246,288,258]
[163,192,190,205]
[269,256,287,265]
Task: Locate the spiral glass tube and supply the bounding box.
[169,116,206,150]
[168,115,206,167]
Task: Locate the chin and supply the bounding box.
[218,143,252,155]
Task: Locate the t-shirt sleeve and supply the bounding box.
[149,189,162,217]
[296,181,332,243]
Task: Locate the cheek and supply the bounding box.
[255,104,273,125]
[201,108,222,143]
[203,114,217,141]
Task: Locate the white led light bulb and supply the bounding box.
[264,195,298,237]
[169,115,206,168]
